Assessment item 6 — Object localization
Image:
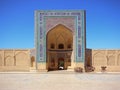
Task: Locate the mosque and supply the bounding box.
[0,10,120,72]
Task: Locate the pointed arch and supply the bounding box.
[47,24,73,50]
[15,52,29,66]
[46,24,73,70]
[108,55,115,66]
[31,56,35,67]
[15,52,28,56]
[93,52,107,66]
[0,55,2,66]
[118,54,120,65]
[5,56,14,66]
[46,24,73,34]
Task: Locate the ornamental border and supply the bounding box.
[35,10,86,63]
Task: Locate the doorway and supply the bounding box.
[58,58,64,70]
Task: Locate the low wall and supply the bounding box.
[0,49,31,71]
[91,49,120,72]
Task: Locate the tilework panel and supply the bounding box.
[35,10,86,63]
[45,17,75,33]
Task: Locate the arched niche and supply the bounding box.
[47,24,73,50]
[5,56,14,66]
[15,52,28,66]
[31,56,35,67]
[46,24,73,70]
[108,55,115,66]
[93,53,106,66]
[0,55,2,66]
[118,54,120,65]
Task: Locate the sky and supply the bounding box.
[0,0,120,49]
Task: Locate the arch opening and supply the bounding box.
[46,24,73,71]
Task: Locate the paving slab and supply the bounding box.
[0,72,120,90]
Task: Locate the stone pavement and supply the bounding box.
[0,71,120,90]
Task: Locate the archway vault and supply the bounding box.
[47,24,73,70]
[47,24,73,50]
[35,10,86,72]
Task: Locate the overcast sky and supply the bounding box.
[0,0,120,49]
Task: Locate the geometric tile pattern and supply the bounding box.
[35,10,86,63]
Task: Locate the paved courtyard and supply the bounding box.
[0,71,120,90]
